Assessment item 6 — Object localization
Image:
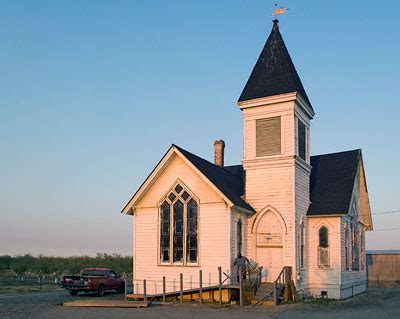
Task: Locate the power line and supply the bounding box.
[371,210,400,216]
[372,227,400,232]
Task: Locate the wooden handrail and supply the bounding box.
[273,266,293,305]
[275,266,291,285]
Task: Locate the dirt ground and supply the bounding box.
[0,288,399,319]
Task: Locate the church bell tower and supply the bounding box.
[239,19,315,278]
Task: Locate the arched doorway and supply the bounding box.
[254,210,285,282]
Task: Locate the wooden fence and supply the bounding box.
[367,251,400,287]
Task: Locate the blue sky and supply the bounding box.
[0,1,399,256]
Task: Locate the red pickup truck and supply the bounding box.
[61,268,125,296]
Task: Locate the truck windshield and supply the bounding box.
[82,270,105,277]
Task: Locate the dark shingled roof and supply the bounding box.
[238,19,312,109]
[307,149,361,216]
[125,144,360,216]
[174,145,255,213]
[212,150,361,216]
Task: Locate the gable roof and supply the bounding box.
[238,19,312,109]
[224,150,363,217]
[121,145,255,215]
[173,145,254,213]
[122,145,365,218]
[307,149,361,216]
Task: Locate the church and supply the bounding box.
[122,19,373,300]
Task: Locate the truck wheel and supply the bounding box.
[97,284,105,297]
[69,290,78,296]
[118,283,125,294]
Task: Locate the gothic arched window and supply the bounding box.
[300,221,305,269]
[237,219,243,255]
[318,226,329,268]
[345,223,350,270]
[160,182,198,264]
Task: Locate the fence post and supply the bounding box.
[163,276,166,304]
[283,267,292,302]
[239,266,243,306]
[199,270,203,304]
[143,279,147,302]
[180,273,183,304]
[218,267,222,305]
[124,277,127,301]
[274,282,278,305]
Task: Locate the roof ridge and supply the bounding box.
[311,149,361,158]
[173,145,245,180]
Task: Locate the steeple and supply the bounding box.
[238,19,312,109]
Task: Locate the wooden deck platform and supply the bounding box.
[127,284,240,301]
[63,300,149,308]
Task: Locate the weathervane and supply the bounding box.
[273,3,289,19]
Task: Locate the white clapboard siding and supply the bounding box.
[134,203,230,295]
[339,173,367,299]
[242,99,307,275]
[244,162,296,268]
[242,100,296,160]
[137,155,222,208]
[133,154,231,295]
[306,217,342,299]
[295,164,311,288]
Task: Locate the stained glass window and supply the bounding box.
[187,199,198,263]
[173,200,184,262]
[160,184,198,265]
[160,202,170,262]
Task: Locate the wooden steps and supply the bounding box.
[251,282,284,307]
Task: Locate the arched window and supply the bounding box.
[318,226,329,268]
[360,229,365,270]
[160,202,171,262]
[344,223,350,270]
[160,183,198,264]
[187,199,198,263]
[351,221,360,270]
[237,219,243,255]
[300,221,305,269]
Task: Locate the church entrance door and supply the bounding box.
[255,210,284,283]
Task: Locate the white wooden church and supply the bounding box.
[122,19,373,300]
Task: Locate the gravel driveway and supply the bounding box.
[1,288,399,319]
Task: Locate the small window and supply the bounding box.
[318,226,329,268]
[82,270,105,277]
[186,199,198,263]
[256,117,281,157]
[298,120,306,161]
[300,222,305,269]
[360,229,365,270]
[174,184,183,194]
[345,224,350,270]
[181,191,190,201]
[237,219,243,255]
[168,193,176,202]
[351,221,359,270]
[160,202,171,262]
[173,200,184,263]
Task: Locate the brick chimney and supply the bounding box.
[214,140,225,167]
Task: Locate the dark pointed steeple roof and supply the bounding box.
[238,19,312,109]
